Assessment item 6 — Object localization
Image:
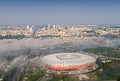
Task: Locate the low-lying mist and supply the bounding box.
[0,37,120,56]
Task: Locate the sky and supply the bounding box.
[0,0,120,25]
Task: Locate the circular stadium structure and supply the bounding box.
[41,53,97,71]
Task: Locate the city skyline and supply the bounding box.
[0,0,120,25]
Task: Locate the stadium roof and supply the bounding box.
[41,53,96,65]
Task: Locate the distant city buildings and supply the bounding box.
[0,24,120,39]
[0,25,33,37]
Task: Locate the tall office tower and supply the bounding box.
[29,27,33,32]
[53,25,56,28]
[119,30,120,35]
[48,24,51,30]
[26,25,30,29]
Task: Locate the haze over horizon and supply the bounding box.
[0,0,120,25]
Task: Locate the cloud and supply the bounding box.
[0,37,120,56]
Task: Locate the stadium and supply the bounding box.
[40,53,97,71]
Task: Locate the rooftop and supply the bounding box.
[56,54,81,60]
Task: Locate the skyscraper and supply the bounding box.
[48,24,51,30]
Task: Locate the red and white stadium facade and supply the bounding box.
[41,53,96,71]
